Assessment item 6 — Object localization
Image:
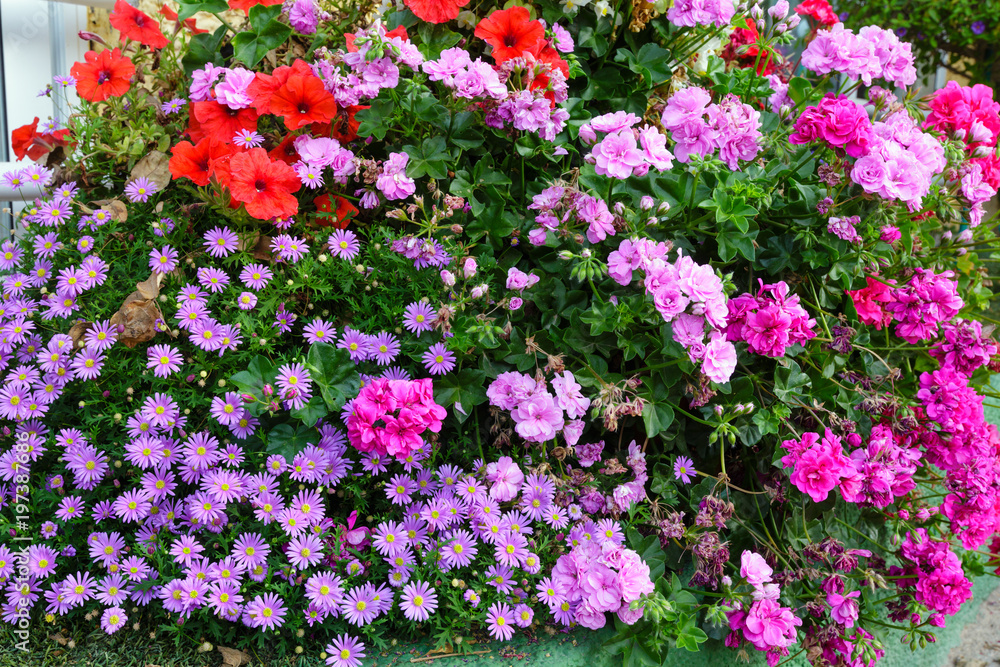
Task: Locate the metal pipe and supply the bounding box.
[0,162,48,201]
[49,0,118,8]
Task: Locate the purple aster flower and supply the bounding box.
[369,332,400,365]
[295,161,325,189]
[27,544,58,577]
[303,318,336,344]
[486,602,515,641]
[464,589,481,607]
[77,236,95,254]
[326,634,366,667]
[237,291,258,310]
[287,533,325,569]
[55,495,84,521]
[328,229,360,260]
[441,530,478,568]
[71,348,105,380]
[402,301,436,335]
[239,263,273,290]
[400,580,437,622]
[233,129,264,148]
[84,320,118,352]
[338,327,370,362]
[197,267,230,293]
[232,532,270,569]
[0,242,22,271]
[247,592,287,630]
[422,343,456,375]
[96,574,128,606]
[147,344,183,378]
[161,98,186,114]
[203,226,239,258]
[101,606,128,634]
[273,303,297,333]
[33,232,62,258]
[191,319,223,352]
[340,586,379,626]
[385,474,415,505]
[124,177,157,203]
[972,21,986,35]
[674,455,695,484]
[37,199,72,227]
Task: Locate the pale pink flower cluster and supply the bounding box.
[660,88,762,170]
[727,552,802,665]
[550,532,655,630]
[608,237,736,383]
[345,378,447,459]
[580,112,674,180]
[423,48,508,101]
[486,371,590,445]
[801,23,916,88]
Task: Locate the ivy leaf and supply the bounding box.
[266,423,315,462]
[305,343,361,411]
[774,360,812,402]
[356,98,395,141]
[230,356,276,399]
[642,401,675,438]
[417,22,462,60]
[403,136,451,180]
[182,25,227,75]
[176,0,228,21]
[290,396,328,428]
[433,369,487,424]
[232,8,292,66]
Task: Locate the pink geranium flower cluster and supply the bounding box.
[898,529,973,617]
[929,319,998,377]
[527,184,617,246]
[725,281,816,358]
[608,237,736,383]
[801,23,916,88]
[549,533,655,630]
[882,268,964,344]
[660,88,763,170]
[580,111,674,179]
[345,378,447,459]
[850,111,947,212]
[666,0,735,28]
[726,551,803,666]
[486,370,589,446]
[926,80,1000,152]
[789,94,873,158]
[780,430,852,503]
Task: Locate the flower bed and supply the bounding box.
[3,0,1000,665]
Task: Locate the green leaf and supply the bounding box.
[230,356,276,398]
[305,343,361,411]
[182,26,227,75]
[403,136,451,180]
[356,98,395,141]
[433,369,488,423]
[447,111,485,150]
[787,76,813,106]
[417,22,463,60]
[774,361,812,402]
[290,396,328,428]
[643,401,675,438]
[232,14,292,66]
[266,423,315,462]
[247,3,282,29]
[176,0,228,21]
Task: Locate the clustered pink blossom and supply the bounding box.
[608,237,736,383]
[898,529,973,617]
[725,281,816,357]
[527,184,617,246]
[801,23,916,88]
[487,371,588,446]
[660,88,763,170]
[666,0,735,28]
[789,95,873,158]
[727,550,802,666]
[881,268,963,344]
[580,111,674,179]
[345,378,447,459]
[549,534,655,630]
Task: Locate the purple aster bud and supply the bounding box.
[263,384,274,397]
[186,374,196,382]
[241,393,256,403]
[268,401,280,412]
[285,388,298,400]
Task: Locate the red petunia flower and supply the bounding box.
[268,134,301,166]
[269,74,338,131]
[228,0,283,15]
[70,48,135,103]
[160,3,208,35]
[191,100,259,141]
[313,194,358,229]
[475,7,545,63]
[248,59,314,115]
[795,0,838,27]
[228,148,301,220]
[403,0,469,24]
[11,118,71,162]
[168,138,231,186]
[110,0,169,49]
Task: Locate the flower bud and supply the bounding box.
[557,250,574,260]
[263,384,274,397]
[241,393,256,404]
[79,31,108,47]
[463,257,477,278]
[470,284,488,299]
[440,269,456,286]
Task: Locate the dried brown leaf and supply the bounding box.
[136,272,162,301]
[49,632,69,646]
[67,321,92,348]
[218,646,250,667]
[250,234,273,262]
[130,150,172,192]
[91,199,128,222]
